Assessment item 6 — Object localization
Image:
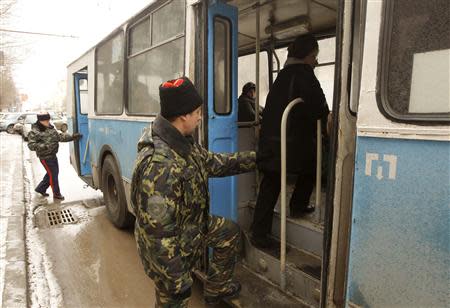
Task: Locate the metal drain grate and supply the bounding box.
[47,209,76,226]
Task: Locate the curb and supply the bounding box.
[1,134,28,307]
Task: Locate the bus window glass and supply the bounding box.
[152,1,185,45]
[129,18,150,55]
[128,38,184,114]
[214,17,231,115]
[96,33,124,115]
[317,37,335,64]
[381,0,450,117]
[79,79,88,115]
[238,52,269,107]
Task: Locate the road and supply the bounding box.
[0,132,223,308]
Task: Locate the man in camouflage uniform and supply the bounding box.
[28,111,82,200]
[131,77,256,307]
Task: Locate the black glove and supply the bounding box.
[72,133,82,140]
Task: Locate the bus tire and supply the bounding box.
[101,155,134,229]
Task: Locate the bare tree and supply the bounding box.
[0,0,20,111]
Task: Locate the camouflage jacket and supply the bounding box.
[131,115,256,295]
[28,122,74,160]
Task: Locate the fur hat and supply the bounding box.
[37,112,50,121]
[159,77,203,118]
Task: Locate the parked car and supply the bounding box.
[51,114,68,132]
[0,113,27,134]
[18,114,38,140]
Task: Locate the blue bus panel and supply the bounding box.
[347,136,450,307]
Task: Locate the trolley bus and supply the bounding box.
[66,0,449,306]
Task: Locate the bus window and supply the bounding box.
[214,17,231,115]
[152,1,185,45]
[128,39,184,115]
[96,32,124,115]
[79,79,88,115]
[380,0,450,119]
[127,0,185,115]
[129,18,150,55]
[238,51,269,107]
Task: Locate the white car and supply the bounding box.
[21,114,38,140]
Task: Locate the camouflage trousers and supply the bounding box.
[155,215,240,308]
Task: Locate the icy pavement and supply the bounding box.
[24,138,103,308]
[0,132,27,307]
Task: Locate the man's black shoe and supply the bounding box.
[251,235,279,250]
[290,205,315,218]
[204,282,241,305]
[35,190,49,197]
[53,194,65,201]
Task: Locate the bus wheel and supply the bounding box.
[101,155,134,229]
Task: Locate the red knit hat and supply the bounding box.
[159,77,203,118]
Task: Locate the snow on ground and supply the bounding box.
[23,141,65,308]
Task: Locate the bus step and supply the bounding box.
[227,263,310,308]
[242,205,323,257]
[271,209,323,258]
[241,231,321,307]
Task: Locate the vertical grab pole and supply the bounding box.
[316,120,322,220]
[254,1,261,195]
[280,97,303,291]
[255,1,260,120]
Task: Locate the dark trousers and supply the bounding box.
[251,171,314,239]
[35,158,60,195]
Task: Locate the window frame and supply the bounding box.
[125,0,186,116]
[79,78,89,116]
[376,0,450,124]
[94,30,126,116]
[213,16,232,116]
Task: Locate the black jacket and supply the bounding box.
[238,94,260,122]
[257,63,329,174]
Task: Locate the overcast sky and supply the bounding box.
[5,0,152,107]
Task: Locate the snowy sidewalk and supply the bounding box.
[0,133,28,307]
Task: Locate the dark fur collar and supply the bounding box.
[152,115,193,160]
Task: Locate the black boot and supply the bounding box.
[204,282,241,305]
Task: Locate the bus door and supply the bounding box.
[207,0,238,220]
[73,72,91,176]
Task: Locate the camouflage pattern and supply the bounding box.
[28,122,74,159]
[131,115,256,307]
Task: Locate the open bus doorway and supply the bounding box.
[73,71,91,177]
[226,0,342,306]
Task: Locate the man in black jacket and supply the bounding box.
[251,34,330,249]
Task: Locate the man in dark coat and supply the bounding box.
[238,82,261,122]
[131,77,256,307]
[251,34,330,249]
[28,111,82,200]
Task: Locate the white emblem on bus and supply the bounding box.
[365,153,397,180]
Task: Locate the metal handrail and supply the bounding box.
[280,97,303,290]
[280,97,322,291]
